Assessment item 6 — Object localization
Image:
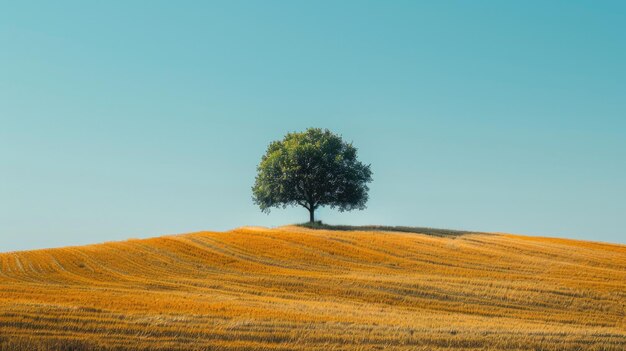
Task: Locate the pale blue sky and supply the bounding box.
[1,1,624,251]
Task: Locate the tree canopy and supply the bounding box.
[252,128,373,222]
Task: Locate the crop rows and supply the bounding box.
[0,226,624,350]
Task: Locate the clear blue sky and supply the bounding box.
[1,1,624,251]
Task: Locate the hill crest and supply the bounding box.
[0,226,624,350]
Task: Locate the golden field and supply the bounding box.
[0,226,624,351]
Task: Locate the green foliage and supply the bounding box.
[252,128,372,221]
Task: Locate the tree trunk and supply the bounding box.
[309,208,315,223]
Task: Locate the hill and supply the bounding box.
[0,226,624,350]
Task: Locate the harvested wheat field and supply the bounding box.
[0,226,624,351]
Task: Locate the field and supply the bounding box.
[0,226,624,350]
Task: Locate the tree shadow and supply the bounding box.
[296,222,487,238]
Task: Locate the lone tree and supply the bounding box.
[252,128,373,223]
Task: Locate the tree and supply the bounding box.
[252,128,373,223]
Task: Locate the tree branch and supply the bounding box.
[296,200,310,210]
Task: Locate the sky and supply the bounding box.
[1,1,625,251]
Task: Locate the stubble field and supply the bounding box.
[0,226,624,350]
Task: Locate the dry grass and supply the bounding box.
[0,226,624,350]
